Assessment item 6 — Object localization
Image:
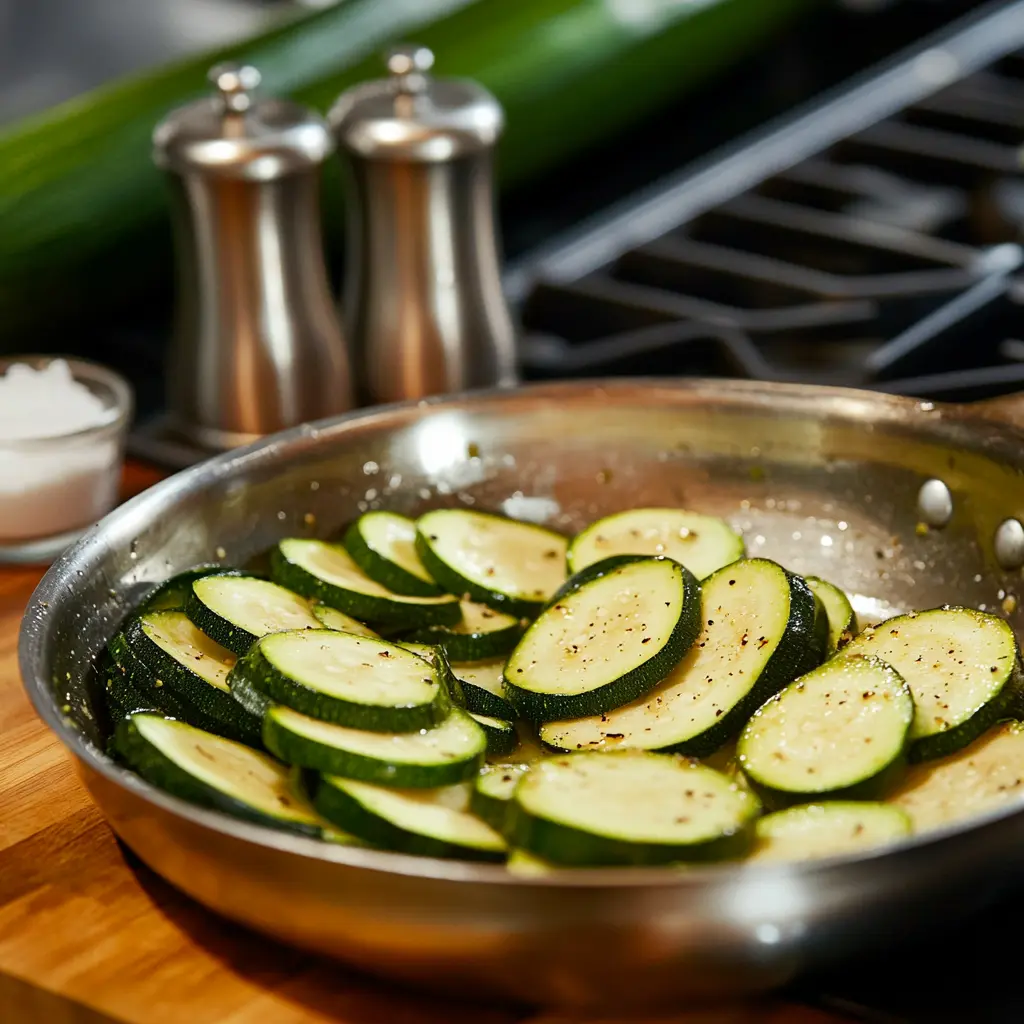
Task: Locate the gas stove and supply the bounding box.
[506,0,1024,407]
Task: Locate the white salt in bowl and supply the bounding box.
[0,356,133,564]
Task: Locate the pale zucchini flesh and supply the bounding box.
[504,556,700,721]
[407,600,525,661]
[415,509,568,615]
[343,511,442,597]
[738,655,913,806]
[263,705,486,787]
[753,802,911,862]
[806,577,857,654]
[311,604,381,639]
[513,750,760,865]
[186,573,320,655]
[889,720,1024,833]
[313,776,507,861]
[455,659,516,719]
[113,713,329,836]
[469,712,518,758]
[138,611,235,692]
[842,607,1024,761]
[471,762,529,833]
[232,630,447,732]
[540,559,817,757]
[272,539,460,627]
[567,507,744,580]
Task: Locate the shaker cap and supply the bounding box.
[328,45,504,163]
[153,63,335,180]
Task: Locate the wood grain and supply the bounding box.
[0,463,852,1024]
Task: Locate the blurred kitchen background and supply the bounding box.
[0,0,1017,469]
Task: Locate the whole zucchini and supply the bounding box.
[0,0,816,349]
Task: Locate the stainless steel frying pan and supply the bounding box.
[20,378,1024,1010]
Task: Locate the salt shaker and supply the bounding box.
[153,64,353,450]
[328,45,518,405]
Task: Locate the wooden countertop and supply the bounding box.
[0,464,852,1024]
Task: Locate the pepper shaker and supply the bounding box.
[153,63,353,450]
[328,45,517,405]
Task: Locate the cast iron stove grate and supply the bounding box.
[506,0,1024,406]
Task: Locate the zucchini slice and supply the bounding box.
[229,630,449,732]
[394,641,465,706]
[311,604,381,639]
[753,802,911,862]
[415,509,568,616]
[890,720,1024,833]
[455,659,517,719]
[506,849,556,876]
[737,655,914,807]
[124,612,261,747]
[504,556,701,721]
[567,508,744,580]
[343,511,443,597]
[842,607,1024,761]
[806,577,857,654]
[185,572,320,656]
[271,539,461,628]
[469,713,518,757]
[312,777,507,862]
[471,762,529,833]
[113,713,333,837]
[406,600,526,662]
[541,559,819,757]
[512,751,760,866]
[138,564,225,613]
[263,706,487,787]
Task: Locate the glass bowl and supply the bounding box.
[0,355,133,565]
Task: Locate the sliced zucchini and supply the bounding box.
[312,776,506,861]
[405,600,526,662]
[512,750,760,866]
[567,507,744,580]
[753,802,911,862]
[230,630,449,732]
[263,706,486,787]
[806,577,858,654]
[737,655,913,807]
[890,720,1024,833]
[113,713,332,837]
[123,612,261,748]
[185,572,320,656]
[504,556,701,721]
[138,564,224,613]
[799,594,830,677]
[506,849,556,875]
[271,539,460,628]
[415,509,568,616]
[311,604,381,639]
[471,762,529,833]
[541,559,819,757]
[469,713,518,757]
[455,659,517,719]
[393,641,465,707]
[343,511,443,597]
[842,607,1024,761]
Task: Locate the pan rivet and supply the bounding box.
[995,519,1024,571]
[917,479,953,528]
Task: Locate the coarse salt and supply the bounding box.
[0,360,122,542]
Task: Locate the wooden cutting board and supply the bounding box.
[0,464,851,1024]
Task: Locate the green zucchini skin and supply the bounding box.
[270,543,461,628]
[395,642,466,708]
[262,707,486,788]
[113,714,323,838]
[230,632,450,732]
[0,0,816,350]
[503,557,701,722]
[798,592,830,677]
[122,615,261,747]
[806,576,858,654]
[470,764,529,835]
[183,571,274,656]
[405,608,526,663]
[470,714,518,757]
[137,565,226,614]
[311,776,507,862]
[342,513,443,597]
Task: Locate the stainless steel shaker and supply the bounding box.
[328,46,518,405]
[153,63,353,450]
